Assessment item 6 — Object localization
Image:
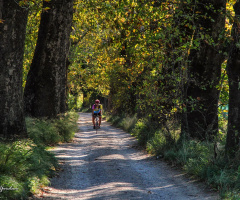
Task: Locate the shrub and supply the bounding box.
[119,114,138,132]
[146,130,167,155]
[26,117,61,146]
[0,140,57,199]
[54,112,79,142]
[26,112,78,146]
[131,119,157,146]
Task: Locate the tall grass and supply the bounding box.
[0,112,79,199]
[26,112,79,146]
[106,113,138,133]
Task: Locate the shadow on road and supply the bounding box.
[36,113,218,200]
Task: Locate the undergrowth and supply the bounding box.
[0,112,79,199]
[107,113,240,199]
[26,112,78,146]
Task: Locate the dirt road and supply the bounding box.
[37,113,219,200]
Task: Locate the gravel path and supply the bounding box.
[36,113,219,200]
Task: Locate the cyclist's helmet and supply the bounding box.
[95,99,100,103]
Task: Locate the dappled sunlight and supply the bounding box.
[44,182,149,199]
[127,152,152,161]
[55,154,87,159]
[173,173,188,178]
[95,154,125,161]
[44,180,202,200]
[41,113,218,200]
[78,182,145,196]
[150,185,174,189]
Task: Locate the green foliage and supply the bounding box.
[163,140,240,199]
[0,140,57,199]
[107,113,138,132]
[26,112,78,145]
[0,175,26,199]
[146,131,168,156]
[68,93,83,111]
[119,114,138,132]
[0,112,78,199]
[225,192,240,200]
[68,0,232,126]
[22,0,233,128]
[26,117,62,146]
[131,119,155,146]
[106,114,123,126]
[27,175,49,194]
[53,112,79,142]
[23,0,42,87]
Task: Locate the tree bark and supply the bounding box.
[225,0,240,157]
[184,0,226,140]
[24,0,74,118]
[0,0,28,139]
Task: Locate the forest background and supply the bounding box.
[1,0,240,199]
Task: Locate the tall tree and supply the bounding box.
[225,0,240,157]
[24,0,74,118]
[183,0,226,140]
[0,0,28,139]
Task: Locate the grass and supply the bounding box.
[106,113,240,199]
[0,140,57,199]
[106,113,138,132]
[26,112,79,146]
[0,112,79,199]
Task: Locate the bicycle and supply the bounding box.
[94,114,100,134]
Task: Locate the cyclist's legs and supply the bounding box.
[99,115,101,126]
[92,114,96,126]
[92,113,101,127]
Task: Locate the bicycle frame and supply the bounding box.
[95,115,99,133]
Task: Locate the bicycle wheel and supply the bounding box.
[95,116,99,133]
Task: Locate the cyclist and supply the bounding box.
[92,99,102,129]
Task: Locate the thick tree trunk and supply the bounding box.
[184,0,226,140]
[0,0,28,139]
[225,0,240,157]
[24,0,73,118]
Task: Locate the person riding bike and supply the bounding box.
[92,99,102,129]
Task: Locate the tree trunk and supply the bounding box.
[24,0,74,118]
[185,0,226,140]
[225,0,240,157]
[0,0,28,139]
